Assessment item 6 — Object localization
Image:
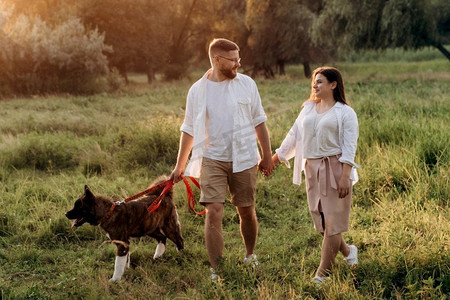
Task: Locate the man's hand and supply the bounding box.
[170,166,185,183]
[255,122,274,178]
[258,156,275,177]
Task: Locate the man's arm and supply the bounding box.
[255,122,274,177]
[170,132,194,183]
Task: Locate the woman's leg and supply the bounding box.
[315,156,354,277]
[315,232,349,277]
[340,235,350,257]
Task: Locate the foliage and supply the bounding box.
[433,0,450,44]
[0,132,81,171]
[80,0,216,82]
[245,0,327,78]
[205,0,249,50]
[0,2,113,96]
[0,57,449,299]
[312,0,450,59]
[80,0,166,83]
[1,0,449,92]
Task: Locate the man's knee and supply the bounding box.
[206,203,224,221]
[237,206,256,221]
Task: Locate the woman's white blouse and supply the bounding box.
[275,101,360,185]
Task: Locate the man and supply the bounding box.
[170,38,274,280]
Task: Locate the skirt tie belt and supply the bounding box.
[318,156,337,197]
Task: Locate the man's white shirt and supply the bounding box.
[180,70,267,178]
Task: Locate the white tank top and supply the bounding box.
[303,104,341,159]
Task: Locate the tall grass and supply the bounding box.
[342,46,449,62]
[0,58,449,299]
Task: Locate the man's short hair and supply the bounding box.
[208,38,240,59]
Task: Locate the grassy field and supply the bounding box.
[0,58,449,299]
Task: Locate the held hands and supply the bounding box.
[258,153,281,178]
[258,155,275,178]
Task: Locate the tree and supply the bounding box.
[0,0,76,23]
[245,0,328,78]
[311,0,450,60]
[161,0,203,80]
[156,0,247,81]
[430,0,450,54]
[211,0,248,43]
[80,0,167,83]
[198,0,249,63]
[80,0,219,82]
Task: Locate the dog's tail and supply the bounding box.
[146,175,173,199]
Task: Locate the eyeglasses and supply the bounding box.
[216,55,241,64]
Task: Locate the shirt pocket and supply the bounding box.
[237,97,251,105]
[237,97,252,121]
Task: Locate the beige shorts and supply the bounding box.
[199,157,257,207]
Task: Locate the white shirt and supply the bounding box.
[275,101,360,185]
[204,79,233,161]
[180,69,267,178]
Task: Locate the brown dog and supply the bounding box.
[65,177,184,282]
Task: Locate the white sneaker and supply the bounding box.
[243,254,259,266]
[312,276,329,287]
[210,268,218,280]
[344,245,358,266]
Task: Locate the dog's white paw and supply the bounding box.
[109,277,121,283]
[153,242,165,259]
[111,255,128,282]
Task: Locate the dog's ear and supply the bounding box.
[84,185,95,199]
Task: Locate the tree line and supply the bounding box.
[0,0,448,95]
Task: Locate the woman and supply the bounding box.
[272,66,359,284]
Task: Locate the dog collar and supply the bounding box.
[99,202,118,225]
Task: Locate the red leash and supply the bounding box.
[145,180,175,213]
[181,176,205,215]
[102,176,204,223]
[144,176,205,214]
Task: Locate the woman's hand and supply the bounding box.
[338,176,351,198]
[338,163,353,198]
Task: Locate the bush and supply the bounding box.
[114,117,179,171]
[0,132,80,171]
[79,141,114,176]
[0,7,113,96]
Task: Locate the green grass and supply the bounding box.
[342,45,450,63]
[0,58,449,299]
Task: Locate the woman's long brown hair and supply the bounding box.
[308,66,347,105]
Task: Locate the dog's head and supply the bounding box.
[66,185,100,228]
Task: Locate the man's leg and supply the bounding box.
[205,203,224,269]
[236,205,258,257]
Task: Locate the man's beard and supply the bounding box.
[219,66,237,79]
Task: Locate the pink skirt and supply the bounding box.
[305,155,352,236]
